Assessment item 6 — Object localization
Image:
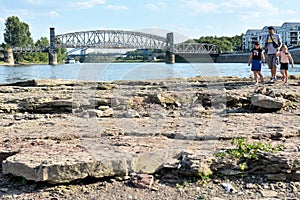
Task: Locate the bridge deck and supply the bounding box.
[12,47,48,53]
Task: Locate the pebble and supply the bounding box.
[260,190,278,198]
[245,183,257,189]
[0,188,9,192]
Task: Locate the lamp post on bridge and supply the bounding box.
[49,27,57,65]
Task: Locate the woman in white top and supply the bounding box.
[277,45,294,85]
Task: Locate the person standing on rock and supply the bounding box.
[264,26,282,83]
[248,42,265,85]
[277,45,294,86]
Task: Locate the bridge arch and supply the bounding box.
[55,30,167,49]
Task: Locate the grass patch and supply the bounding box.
[215,138,285,170]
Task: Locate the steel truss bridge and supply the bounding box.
[55,30,220,55]
[9,28,220,64]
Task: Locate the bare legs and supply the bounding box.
[254,70,264,85]
[281,70,289,85]
[271,67,277,79]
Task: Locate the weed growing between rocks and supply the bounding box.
[215,138,285,170]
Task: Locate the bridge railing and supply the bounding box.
[12,47,49,53]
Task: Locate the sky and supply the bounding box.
[0,0,300,43]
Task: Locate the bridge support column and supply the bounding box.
[49,27,57,65]
[166,32,175,64]
[4,48,15,65]
[49,53,57,65]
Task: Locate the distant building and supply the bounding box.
[242,29,261,51]
[280,22,300,47]
[242,22,300,51]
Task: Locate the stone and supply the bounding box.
[265,173,287,181]
[291,172,300,181]
[251,94,289,109]
[88,108,114,118]
[125,110,140,118]
[150,93,181,107]
[167,111,180,118]
[98,106,110,111]
[0,103,19,113]
[2,137,181,184]
[245,183,257,189]
[191,106,206,117]
[14,113,25,120]
[219,169,241,176]
[0,188,9,193]
[221,183,238,193]
[260,190,278,198]
[130,174,154,189]
[2,140,96,184]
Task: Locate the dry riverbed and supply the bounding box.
[0,76,299,199]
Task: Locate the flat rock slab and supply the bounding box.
[2,136,186,184]
[2,140,95,184]
[251,94,289,109]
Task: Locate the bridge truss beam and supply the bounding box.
[174,43,220,54]
[55,30,167,50]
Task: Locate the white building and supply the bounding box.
[242,29,261,51]
[280,22,300,47]
[242,22,300,51]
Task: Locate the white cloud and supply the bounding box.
[145,2,166,11]
[145,3,159,11]
[282,9,297,15]
[7,9,35,19]
[106,5,128,11]
[182,0,297,17]
[181,0,221,14]
[26,0,41,5]
[71,0,106,9]
[49,11,59,17]
[221,0,252,8]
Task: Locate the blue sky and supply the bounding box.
[0,0,300,43]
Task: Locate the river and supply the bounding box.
[0,63,299,84]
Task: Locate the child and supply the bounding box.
[248,42,265,85]
[278,45,294,85]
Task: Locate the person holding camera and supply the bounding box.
[264,26,282,83]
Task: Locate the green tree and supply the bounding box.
[57,48,67,63]
[197,34,243,52]
[4,16,33,47]
[35,37,49,48]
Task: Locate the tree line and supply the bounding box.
[1,16,66,64]
[191,35,244,53]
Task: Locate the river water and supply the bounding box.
[0,63,299,84]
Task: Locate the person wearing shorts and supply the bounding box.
[248,42,265,85]
[264,26,282,83]
[278,45,294,85]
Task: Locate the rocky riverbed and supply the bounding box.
[0,76,299,199]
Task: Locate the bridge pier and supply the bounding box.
[165,51,175,64]
[49,27,57,65]
[4,48,15,65]
[165,32,175,64]
[48,53,57,65]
